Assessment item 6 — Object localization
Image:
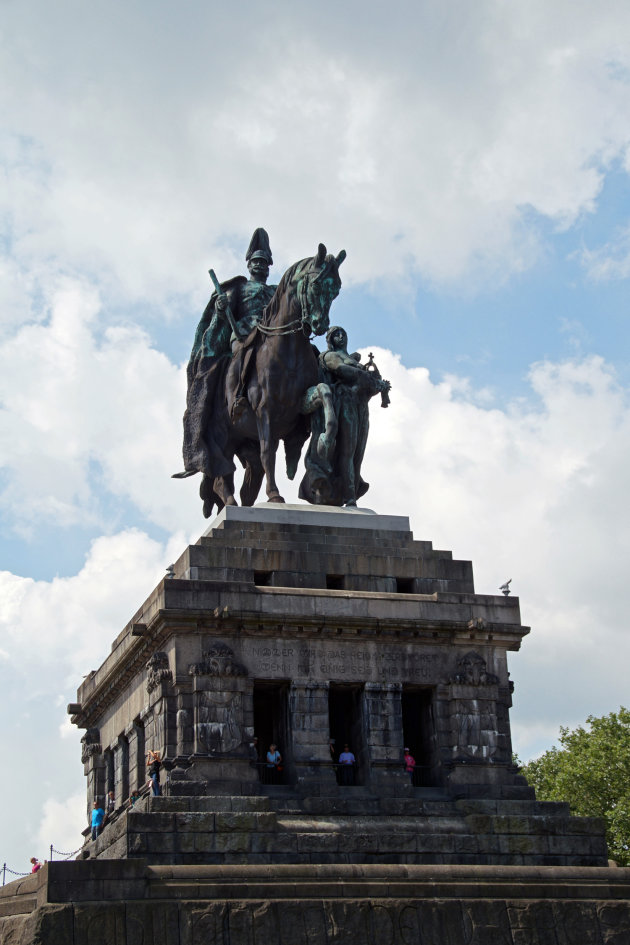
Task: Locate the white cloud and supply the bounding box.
[360,350,630,756]
[1,0,630,309]
[580,223,630,281]
[0,277,200,535]
[0,527,189,687]
[34,793,86,861]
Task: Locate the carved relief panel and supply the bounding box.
[189,643,250,757]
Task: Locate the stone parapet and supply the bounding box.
[2,860,630,944]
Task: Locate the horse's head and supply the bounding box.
[299,243,346,336]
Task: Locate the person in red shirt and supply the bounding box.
[404,747,416,783]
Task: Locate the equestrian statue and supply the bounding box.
[174,228,390,516]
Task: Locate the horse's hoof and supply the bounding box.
[226,495,237,506]
[268,494,285,504]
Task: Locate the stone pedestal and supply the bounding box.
[66,504,607,870]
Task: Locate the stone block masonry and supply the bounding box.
[2,860,630,944]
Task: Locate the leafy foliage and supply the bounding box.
[522,707,630,865]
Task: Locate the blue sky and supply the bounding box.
[1,0,630,871]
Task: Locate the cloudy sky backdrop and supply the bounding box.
[1,0,630,870]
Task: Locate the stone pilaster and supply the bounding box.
[125,721,145,794]
[81,728,104,822]
[144,650,176,763]
[289,679,337,790]
[113,734,129,807]
[185,643,256,785]
[103,747,115,798]
[175,687,194,764]
[364,683,409,793]
[440,651,513,791]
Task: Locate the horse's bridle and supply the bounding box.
[256,272,321,338]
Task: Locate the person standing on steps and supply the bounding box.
[91,800,104,840]
[146,749,162,796]
[338,743,356,786]
[266,742,282,784]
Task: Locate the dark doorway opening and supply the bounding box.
[253,681,289,784]
[326,574,345,590]
[396,577,415,593]
[328,685,365,785]
[104,748,114,799]
[254,570,273,586]
[133,718,146,792]
[401,688,438,786]
[116,736,129,807]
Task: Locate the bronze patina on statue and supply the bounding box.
[299,327,390,507]
[174,229,390,515]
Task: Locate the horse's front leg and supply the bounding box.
[213,473,236,508]
[256,412,284,503]
[300,382,337,468]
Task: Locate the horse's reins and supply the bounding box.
[256,272,316,338]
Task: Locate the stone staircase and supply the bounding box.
[83,788,608,868]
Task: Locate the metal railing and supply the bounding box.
[2,839,86,886]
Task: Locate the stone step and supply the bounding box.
[144,861,630,901]
[146,792,568,821]
[0,896,37,919]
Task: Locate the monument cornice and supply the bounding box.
[71,602,529,729]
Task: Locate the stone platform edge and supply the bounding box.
[204,502,411,535]
[3,861,630,945]
[2,861,630,905]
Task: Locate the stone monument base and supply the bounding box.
[2,859,630,944]
[83,789,607,868]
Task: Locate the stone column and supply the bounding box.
[81,728,104,824]
[145,650,176,764]
[364,682,410,793]
[125,721,145,793]
[113,734,129,807]
[175,687,194,764]
[104,747,115,797]
[186,643,256,787]
[289,679,337,791]
[440,650,512,792]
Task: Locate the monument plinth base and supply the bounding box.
[3,860,630,944]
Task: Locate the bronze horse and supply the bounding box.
[199,244,345,515]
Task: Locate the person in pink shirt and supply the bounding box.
[404,747,416,783]
[30,857,41,873]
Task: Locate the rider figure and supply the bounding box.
[176,229,276,482]
[202,228,276,361]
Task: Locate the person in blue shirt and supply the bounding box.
[91,800,105,840]
[266,743,282,784]
[338,744,356,785]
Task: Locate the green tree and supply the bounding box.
[522,707,630,865]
